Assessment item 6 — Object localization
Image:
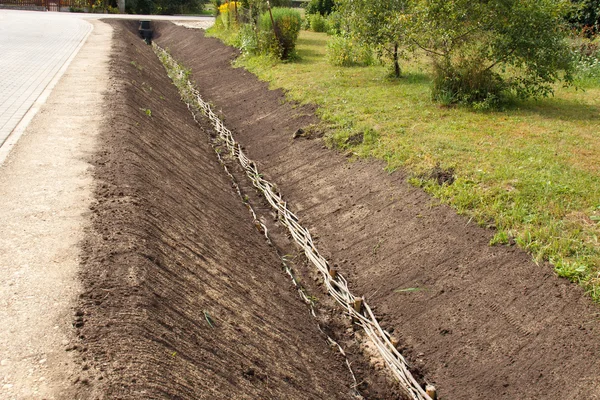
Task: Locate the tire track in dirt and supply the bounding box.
[153,22,600,400]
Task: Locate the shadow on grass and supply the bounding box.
[514,97,600,121]
[296,36,328,48]
[294,48,323,63]
[400,72,431,85]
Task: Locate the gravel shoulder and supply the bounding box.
[0,20,112,399]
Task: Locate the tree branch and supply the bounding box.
[410,38,446,58]
[483,48,516,72]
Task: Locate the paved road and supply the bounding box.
[0,10,213,161]
[0,11,92,147]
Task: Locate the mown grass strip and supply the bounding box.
[209,28,600,301]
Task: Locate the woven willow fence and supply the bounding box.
[155,44,434,400]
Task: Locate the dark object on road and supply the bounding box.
[139,20,153,44]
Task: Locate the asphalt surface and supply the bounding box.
[0,10,213,162]
[0,11,91,148]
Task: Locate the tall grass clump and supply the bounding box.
[308,13,328,33]
[326,34,373,67]
[572,33,600,85]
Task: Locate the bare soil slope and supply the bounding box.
[154,22,600,400]
[74,20,375,399]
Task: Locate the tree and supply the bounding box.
[126,0,205,14]
[338,0,408,77]
[567,0,600,35]
[407,0,575,105]
[306,0,335,16]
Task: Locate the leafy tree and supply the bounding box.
[126,0,205,14]
[338,0,407,77]
[407,0,575,105]
[306,0,335,16]
[567,0,600,35]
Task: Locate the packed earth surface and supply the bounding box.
[3,16,600,400]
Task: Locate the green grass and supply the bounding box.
[214,29,600,300]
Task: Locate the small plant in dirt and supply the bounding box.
[140,108,152,117]
[130,60,143,71]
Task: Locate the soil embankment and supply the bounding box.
[154,22,600,400]
[73,20,378,399]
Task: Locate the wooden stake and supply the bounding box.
[351,297,363,326]
[328,268,337,280]
[266,1,280,46]
[353,297,363,314]
[426,384,437,400]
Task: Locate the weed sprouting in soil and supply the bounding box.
[130,60,143,71]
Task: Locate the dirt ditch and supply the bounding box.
[72,20,403,399]
[152,22,600,400]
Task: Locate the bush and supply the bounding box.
[410,0,575,105]
[235,23,259,54]
[212,0,221,16]
[309,13,329,32]
[431,63,505,108]
[259,8,302,59]
[326,11,342,35]
[326,34,373,67]
[305,0,334,15]
[566,0,600,36]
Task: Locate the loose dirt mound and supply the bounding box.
[73,20,384,399]
[154,22,600,400]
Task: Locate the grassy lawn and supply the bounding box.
[217,30,600,300]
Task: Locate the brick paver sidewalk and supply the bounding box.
[0,11,91,146]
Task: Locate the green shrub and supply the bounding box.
[212,0,221,16]
[326,11,342,35]
[309,13,329,32]
[234,23,259,54]
[326,34,373,67]
[306,0,334,15]
[302,14,311,30]
[410,0,575,105]
[431,63,506,108]
[259,8,302,59]
[566,0,600,36]
[233,23,280,57]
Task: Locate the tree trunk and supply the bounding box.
[393,43,401,78]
